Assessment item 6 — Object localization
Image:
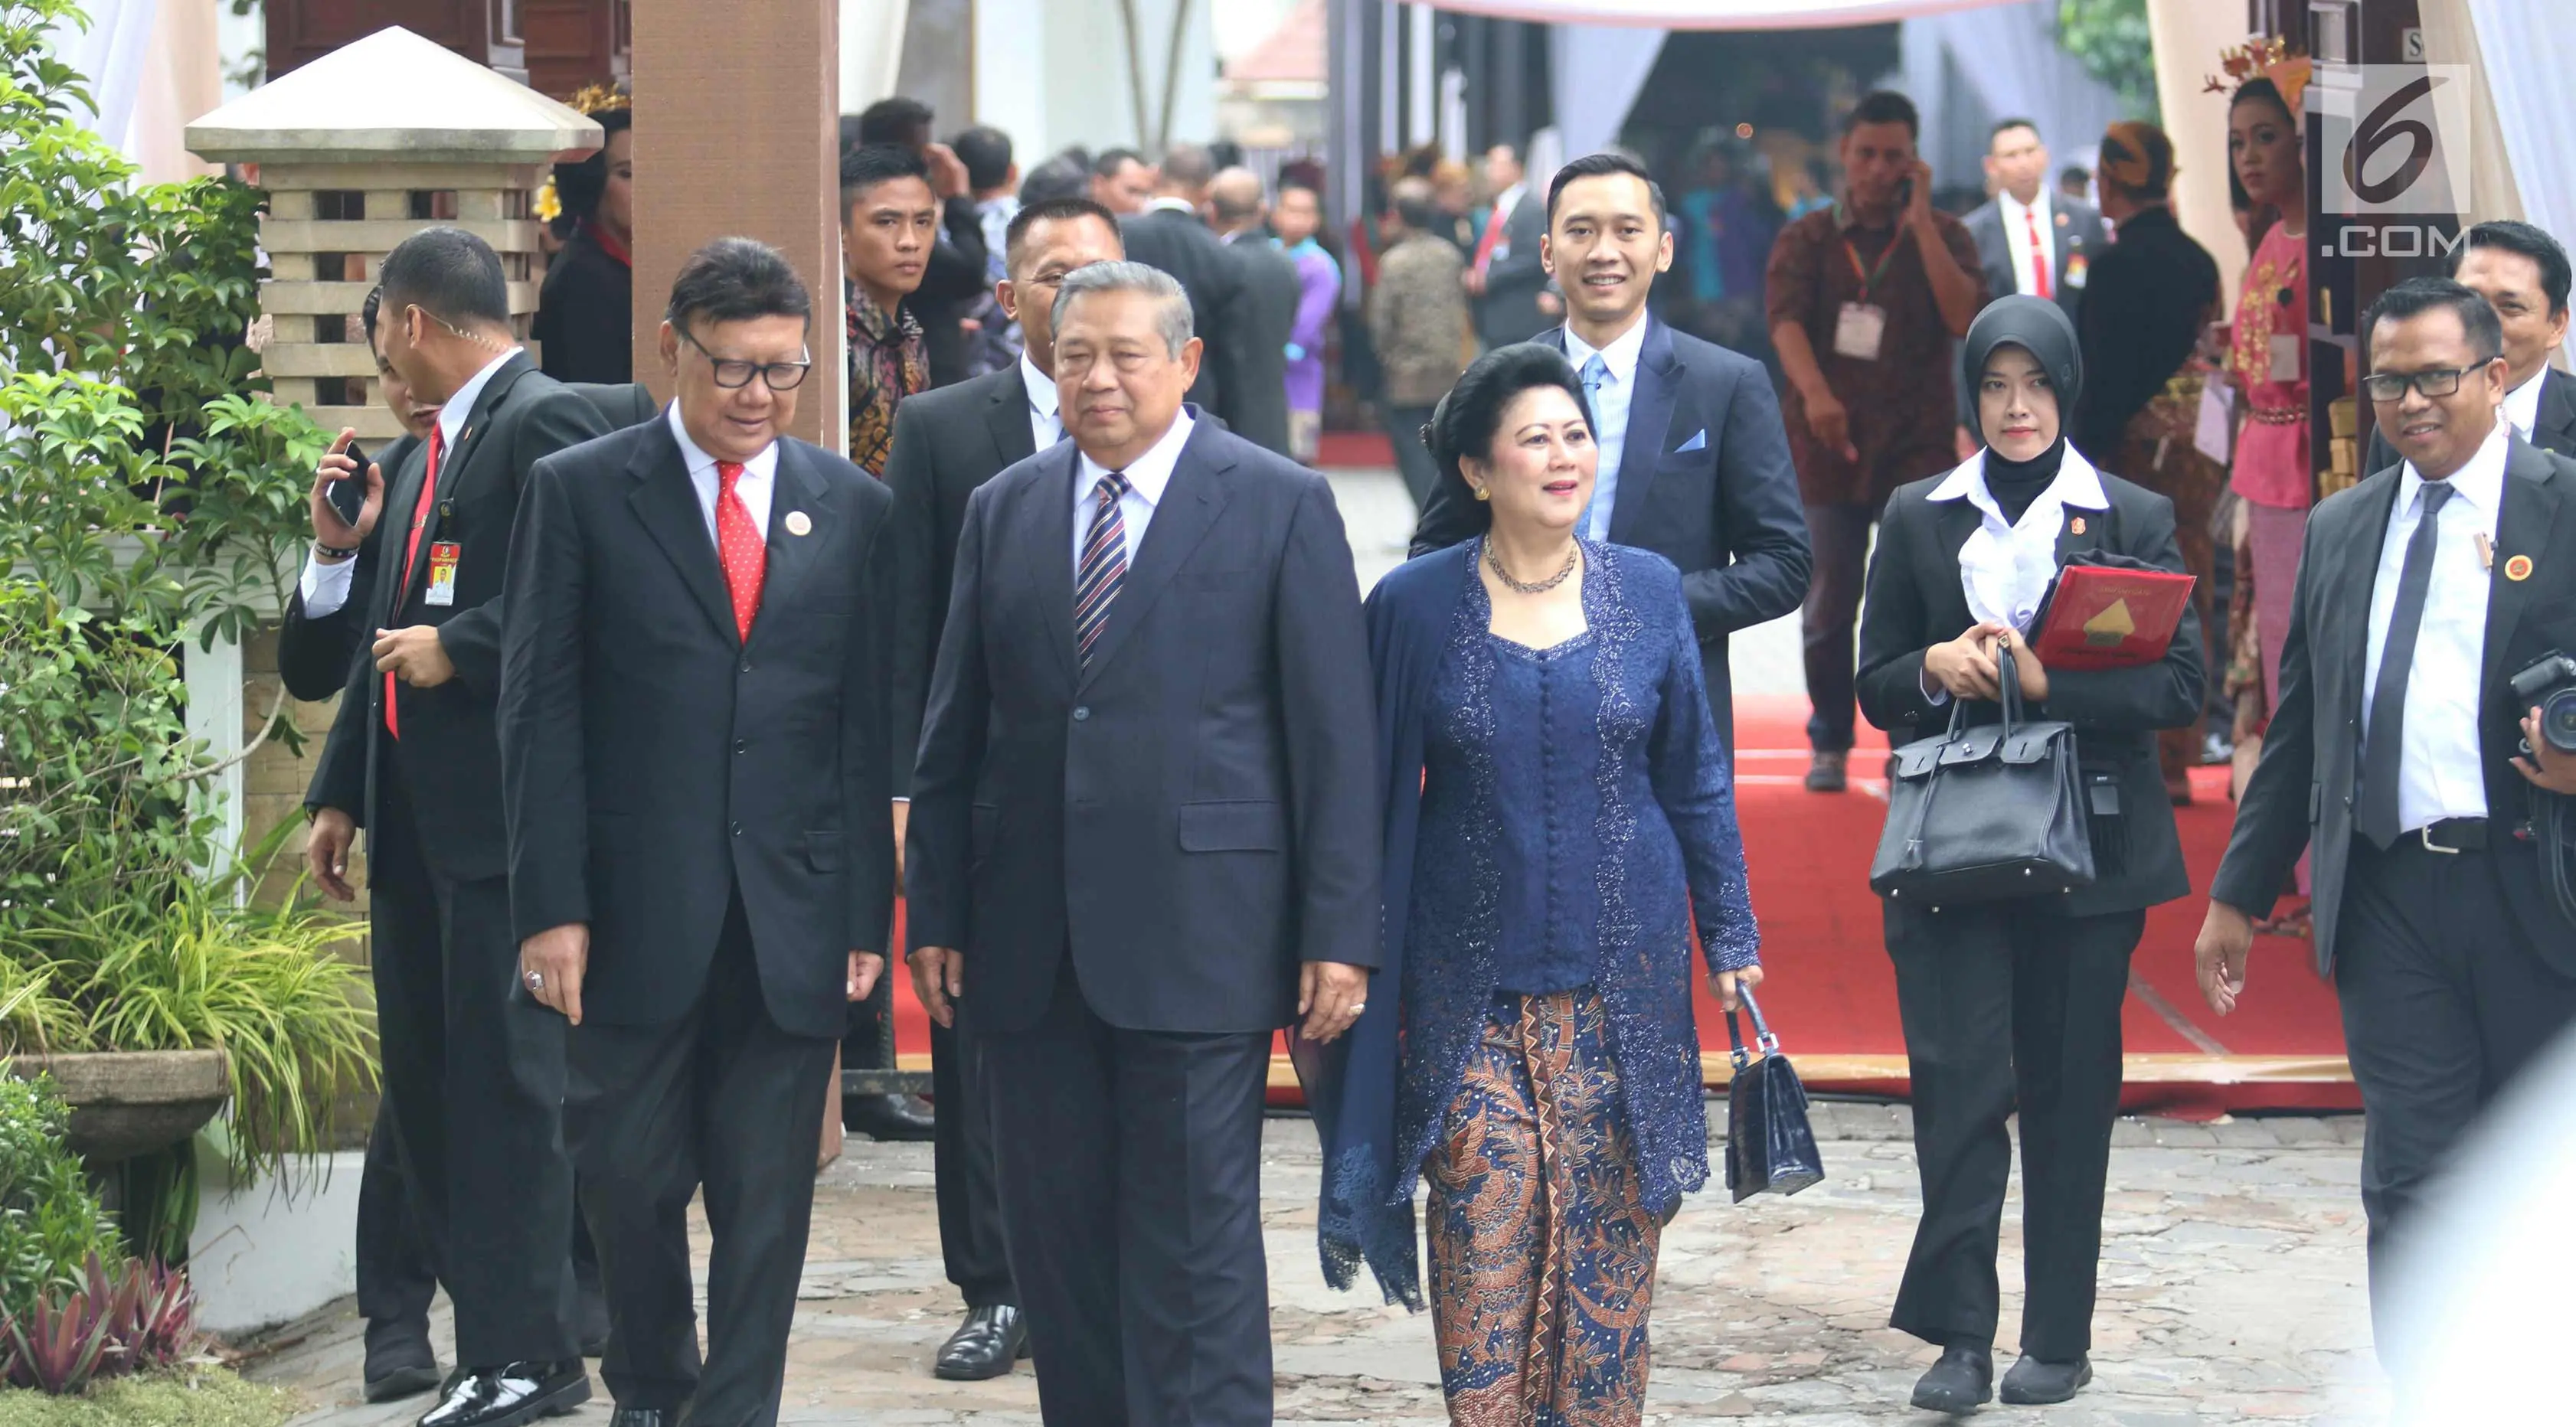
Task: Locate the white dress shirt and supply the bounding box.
[2362,421,2508,830]
[1022,353,1063,450]
[1072,409,1195,574]
[1566,314,1649,541]
[299,345,523,618]
[1917,446,2111,703]
[667,400,777,544]
[2502,366,2548,442]
[1999,189,2056,297]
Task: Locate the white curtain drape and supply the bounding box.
[1437,0,2015,28]
[1548,22,1664,162]
[51,0,161,158]
[1897,1,2130,201]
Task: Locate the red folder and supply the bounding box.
[2028,564,2197,671]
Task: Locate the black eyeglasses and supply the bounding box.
[2362,360,2497,403]
[677,325,812,390]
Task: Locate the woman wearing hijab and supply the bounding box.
[1856,296,2204,1414]
[1307,342,1764,1425]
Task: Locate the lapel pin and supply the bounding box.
[2476,532,2496,570]
[2506,553,2534,582]
[784,510,812,537]
[2069,516,2087,535]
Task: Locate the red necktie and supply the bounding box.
[1473,199,1509,276]
[715,460,766,640]
[386,423,443,739]
[2025,206,2052,299]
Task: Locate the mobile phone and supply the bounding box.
[326,441,368,528]
[1895,177,1914,208]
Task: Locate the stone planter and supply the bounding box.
[2,1050,230,1163]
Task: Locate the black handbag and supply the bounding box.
[1724,985,1825,1203]
[1869,645,2095,906]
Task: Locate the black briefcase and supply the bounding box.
[1724,985,1824,1203]
[1869,645,2095,906]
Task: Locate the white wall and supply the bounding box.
[969,0,1216,161]
[190,1147,365,1339]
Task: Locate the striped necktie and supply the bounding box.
[1074,470,1131,668]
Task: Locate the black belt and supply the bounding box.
[2405,818,2489,854]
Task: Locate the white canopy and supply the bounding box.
[1428,0,2019,29]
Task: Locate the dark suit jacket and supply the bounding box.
[905,415,1381,1036]
[1963,192,2107,325]
[498,417,898,1037]
[1224,231,1300,456]
[533,225,633,384]
[2362,366,2576,475]
[884,364,1038,795]
[279,382,660,704]
[2071,206,2220,459]
[1477,189,1552,348]
[917,195,997,388]
[1410,316,1811,746]
[1856,461,2205,916]
[301,352,611,882]
[1120,207,1249,426]
[2212,437,2576,977]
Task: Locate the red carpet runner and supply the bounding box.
[886,684,2355,1115]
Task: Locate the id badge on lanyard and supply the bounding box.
[1834,236,1899,361]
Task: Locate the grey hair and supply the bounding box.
[1051,260,1195,358]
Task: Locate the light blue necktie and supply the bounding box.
[1576,354,1610,537]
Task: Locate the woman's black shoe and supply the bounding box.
[1910,1344,1994,1414]
[2000,1353,2092,1404]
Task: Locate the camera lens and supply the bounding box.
[2548,687,2576,756]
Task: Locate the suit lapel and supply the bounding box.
[1607,318,1680,545]
[374,436,435,625]
[2481,440,2567,701]
[2537,368,2576,457]
[749,442,840,645]
[1077,421,1237,691]
[408,353,531,571]
[1021,442,1082,686]
[626,420,741,646]
[985,369,1040,470]
[2334,470,2404,715]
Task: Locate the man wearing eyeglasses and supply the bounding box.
[499,237,897,1427]
[295,227,611,1427]
[2198,276,2576,1370]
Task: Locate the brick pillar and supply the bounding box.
[629,2,846,455]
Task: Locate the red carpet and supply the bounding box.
[890,694,2355,1115]
[1316,429,1394,469]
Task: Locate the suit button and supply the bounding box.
[740,659,754,674]
[730,821,743,837]
[734,739,748,754]
[1073,707,1090,722]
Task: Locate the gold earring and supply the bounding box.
[1472,485,1491,501]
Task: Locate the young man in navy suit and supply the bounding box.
[1413,152,1811,749]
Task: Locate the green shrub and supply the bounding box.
[0,1077,119,1322]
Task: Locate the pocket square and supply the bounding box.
[1675,429,1708,453]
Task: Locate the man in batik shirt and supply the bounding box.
[842,142,935,476]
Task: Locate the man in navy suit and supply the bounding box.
[1413,152,1811,747]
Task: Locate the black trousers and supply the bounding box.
[986,962,1273,1426]
[1388,404,1443,512]
[368,772,579,1367]
[931,1013,1015,1309]
[567,890,838,1426]
[1802,500,1882,753]
[2332,834,2576,1363]
[1885,901,2143,1360]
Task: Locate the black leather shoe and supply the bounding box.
[933,1305,1028,1381]
[607,1410,678,1427]
[1806,749,1849,792]
[1910,1344,1993,1414]
[417,1360,590,1427]
[2000,1353,2092,1405]
[842,1092,937,1141]
[363,1318,440,1403]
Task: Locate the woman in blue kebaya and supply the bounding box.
[1308,342,1765,1426]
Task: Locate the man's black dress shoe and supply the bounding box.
[934,1304,1028,1381]
[2000,1353,2092,1405]
[1910,1344,1993,1414]
[607,1410,677,1427]
[416,1359,590,1427]
[842,1092,937,1141]
[362,1318,441,1403]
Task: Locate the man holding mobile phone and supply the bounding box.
[1765,89,1985,793]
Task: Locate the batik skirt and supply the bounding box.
[1425,988,1660,1427]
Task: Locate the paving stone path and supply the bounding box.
[249,1104,2390,1425]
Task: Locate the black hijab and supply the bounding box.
[1962,295,2084,523]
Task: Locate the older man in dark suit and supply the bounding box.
[1206,166,1299,456]
[1115,143,1251,435]
[2200,278,2576,1369]
[501,239,897,1427]
[295,227,610,1427]
[882,194,1128,1382]
[1469,142,1554,348]
[1414,152,1811,749]
[907,261,1379,1425]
